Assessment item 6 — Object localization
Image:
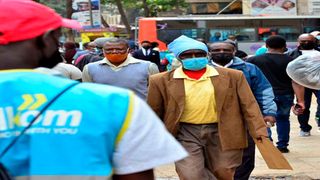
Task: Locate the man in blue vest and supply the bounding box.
[0,0,187,179]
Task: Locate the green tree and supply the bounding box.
[38,0,188,38]
[104,0,187,17]
[37,0,67,17]
[146,0,187,16]
[114,0,132,35]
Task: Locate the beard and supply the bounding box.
[38,49,63,68]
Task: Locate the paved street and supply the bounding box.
[156,97,320,179]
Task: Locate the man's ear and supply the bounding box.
[39,30,57,58]
[233,48,236,56]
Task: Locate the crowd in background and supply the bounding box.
[51,31,320,179]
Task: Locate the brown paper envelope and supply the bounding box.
[253,138,293,170]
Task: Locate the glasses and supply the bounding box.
[103,48,128,54]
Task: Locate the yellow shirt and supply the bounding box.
[174,66,219,124]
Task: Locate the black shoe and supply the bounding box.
[277,147,289,153]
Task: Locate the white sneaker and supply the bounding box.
[299,131,311,137]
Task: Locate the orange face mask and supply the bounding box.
[105,53,128,64]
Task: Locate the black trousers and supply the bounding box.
[234,132,255,180]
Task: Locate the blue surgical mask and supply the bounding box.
[316,36,320,40]
[181,57,208,71]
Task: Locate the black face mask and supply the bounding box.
[38,49,63,68]
[211,53,234,65]
[300,42,316,50]
[142,45,151,50]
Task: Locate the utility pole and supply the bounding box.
[88,0,93,27]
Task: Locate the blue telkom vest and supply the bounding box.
[0,70,131,178]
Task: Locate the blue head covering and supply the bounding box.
[168,35,208,58]
[255,46,268,55]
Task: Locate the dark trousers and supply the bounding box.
[267,94,294,148]
[234,132,255,180]
[298,88,320,132]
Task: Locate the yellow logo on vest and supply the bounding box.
[14,94,47,126]
[0,94,82,138]
[18,94,47,110]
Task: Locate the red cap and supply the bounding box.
[0,0,82,45]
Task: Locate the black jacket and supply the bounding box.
[287,47,320,59]
[286,48,302,59]
[132,49,160,68]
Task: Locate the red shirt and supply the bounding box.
[183,68,207,80]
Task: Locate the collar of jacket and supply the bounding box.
[210,57,244,68]
[167,68,230,130]
[229,57,245,67]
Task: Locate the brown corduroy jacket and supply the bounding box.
[147,67,268,151]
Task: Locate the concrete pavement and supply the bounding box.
[156,97,320,179]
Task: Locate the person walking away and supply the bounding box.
[247,35,305,153]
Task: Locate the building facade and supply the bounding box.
[185,0,320,15]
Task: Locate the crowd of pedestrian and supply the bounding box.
[1,0,320,180]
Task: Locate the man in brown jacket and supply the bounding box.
[147,35,268,180]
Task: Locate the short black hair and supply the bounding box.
[141,40,151,44]
[224,39,236,48]
[209,42,235,51]
[266,35,286,49]
[151,41,159,48]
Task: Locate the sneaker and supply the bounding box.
[277,147,290,153]
[299,131,311,137]
[316,116,320,127]
[315,116,320,129]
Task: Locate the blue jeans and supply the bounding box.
[269,94,294,149]
[298,88,320,132]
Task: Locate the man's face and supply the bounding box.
[178,49,208,71]
[209,43,234,54]
[298,35,316,50]
[103,42,129,65]
[141,42,152,49]
[282,1,294,9]
[37,29,63,68]
[78,2,90,11]
[179,50,207,60]
[209,43,235,64]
